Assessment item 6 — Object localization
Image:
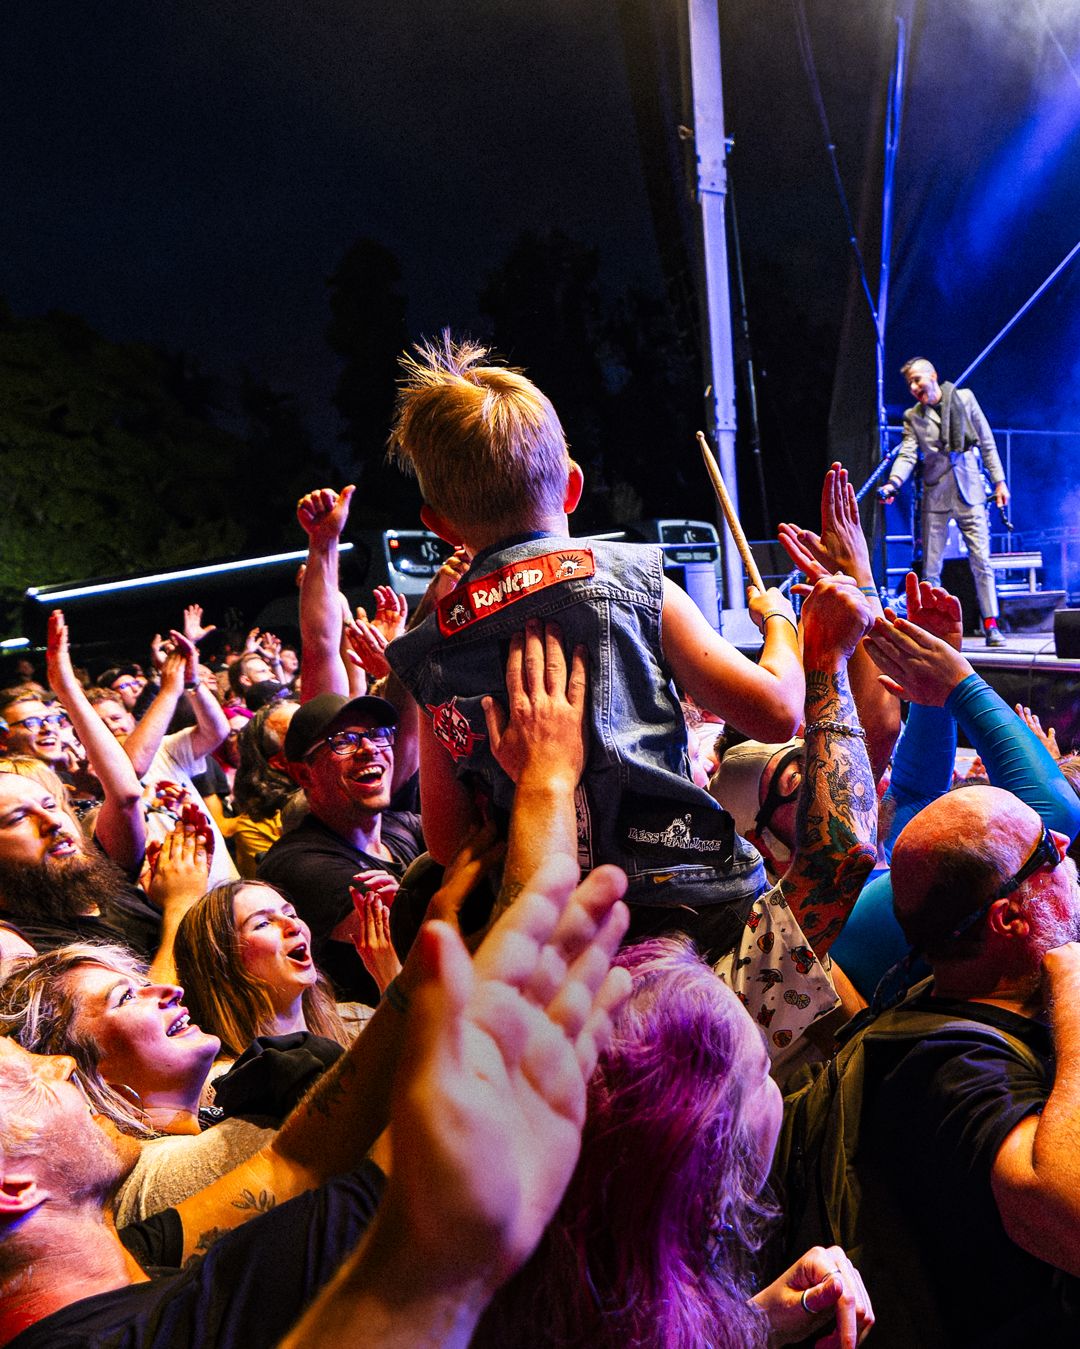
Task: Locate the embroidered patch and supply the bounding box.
[437,548,595,635]
[426,696,485,762]
[619,795,735,869]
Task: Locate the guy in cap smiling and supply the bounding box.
[257,693,424,1003]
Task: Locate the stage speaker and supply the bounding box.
[940,559,980,635]
[1054,609,1080,659]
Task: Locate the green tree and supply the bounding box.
[0,309,287,633]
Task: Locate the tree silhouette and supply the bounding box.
[325,238,418,524]
[0,308,312,634]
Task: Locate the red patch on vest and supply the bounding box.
[437,549,595,635]
[426,696,486,762]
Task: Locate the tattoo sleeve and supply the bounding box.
[781,665,877,953]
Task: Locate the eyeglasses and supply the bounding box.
[111,680,141,694]
[308,726,396,759]
[754,744,804,835]
[7,713,70,732]
[943,823,1064,946]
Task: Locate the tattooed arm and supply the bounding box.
[171,853,629,1268]
[780,576,878,955]
[777,461,901,781]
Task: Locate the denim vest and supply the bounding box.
[388,533,765,914]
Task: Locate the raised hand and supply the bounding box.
[146,811,212,914]
[159,632,197,695]
[482,620,588,788]
[778,522,830,584]
[412,545,470,626]
[779,462,873,587]
[799,574,875,664]
[344,619,391,681]
[45,609,76,693]
[390,856,631,1292]
[747,585,800,636]
[889,572,963,651]
[1015,703,1061,759]
[297,485,356,545]
[348,892,402,995]
[281,856,632,1347]
[259,630,283,662]
[182,603,217,644]
[864,614,974,707]
[371,587,408,643]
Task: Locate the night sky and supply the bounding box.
[4,1,1079,538]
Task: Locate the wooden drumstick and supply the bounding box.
[696,431,765,592]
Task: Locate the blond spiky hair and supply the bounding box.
[388,331,570,532]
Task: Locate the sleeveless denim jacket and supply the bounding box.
[388,533,766,910]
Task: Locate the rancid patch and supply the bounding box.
[437,549,595,635]
[426,696,486,762]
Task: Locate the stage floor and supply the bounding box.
[961,631,1080,675]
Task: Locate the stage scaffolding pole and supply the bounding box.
[686,0,744,609]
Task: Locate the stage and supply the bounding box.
[722,611,1080,755]
[960,633,1080,753]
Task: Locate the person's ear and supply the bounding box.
[420,505,463,546]
[0,1173,46,1218]
[987,895,1028,939]
[285,758,310,789]
[564,461,584,515]
[268,750,293,777]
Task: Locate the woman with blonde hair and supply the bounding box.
[173,879,348,1059]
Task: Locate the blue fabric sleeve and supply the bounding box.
[946,673,1080,841]
[881,704,957,859]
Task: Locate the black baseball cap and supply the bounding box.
[282,693,398,763]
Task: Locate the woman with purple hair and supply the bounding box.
[473,936,873,1349]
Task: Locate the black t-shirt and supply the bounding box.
[192,755,228,803]
[257,811,424,1003]
[9,1163,385,1348]
[0,880,163,962]
[864,991,1078,1346]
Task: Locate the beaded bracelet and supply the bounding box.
[383,977,411,1015]
[804,719,866,739]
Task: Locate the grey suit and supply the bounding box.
[892,387,1005,620]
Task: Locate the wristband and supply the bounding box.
[762,612,799,638]
[804,719,866,739]
[857,585,878,596]
[383,976,411,1015]
[184,681,199,691]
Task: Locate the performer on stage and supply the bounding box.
[880,358,1010,647]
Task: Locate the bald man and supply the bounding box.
[849,786,1080,1345]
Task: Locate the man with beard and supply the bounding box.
[0,611,166,965]
[781,603,1080,1346]
[0,768,164,961]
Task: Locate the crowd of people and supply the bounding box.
[0,336,1077,1347]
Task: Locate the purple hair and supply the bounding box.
[474,936,774,1348]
